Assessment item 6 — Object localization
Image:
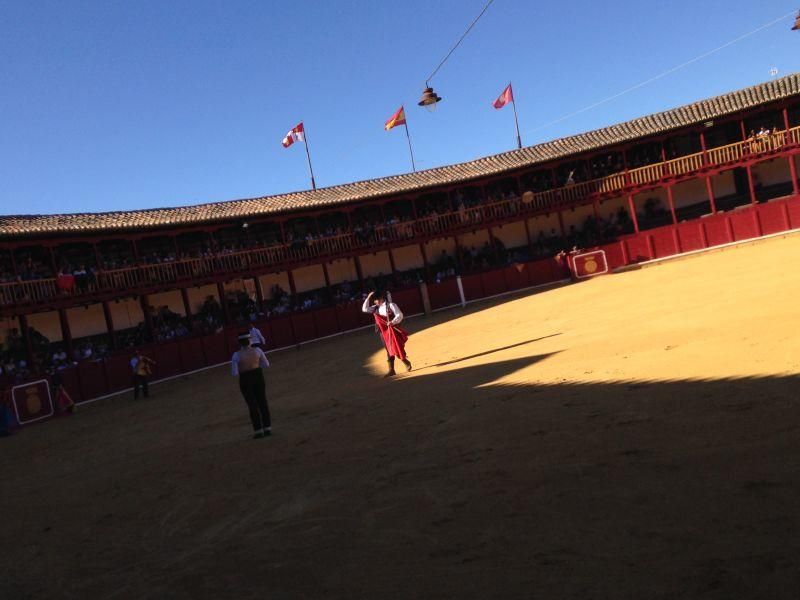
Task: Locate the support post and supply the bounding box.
[783,108,799,196]
[140,294,155,342]
[666,186,678,225]
[102,301,116,349]
[628,195,640,233]
[180,288,194,331]
[705,177,717,213]
[746,165,758,204]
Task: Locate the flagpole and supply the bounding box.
[302,122,317,190]
[403,120,417,172]
[510,83,522,149]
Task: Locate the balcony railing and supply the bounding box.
[2,125,799,310]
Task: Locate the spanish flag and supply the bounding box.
[384,106,407,131]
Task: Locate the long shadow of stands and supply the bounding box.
[414,333,563,371]
[3,348,800,599]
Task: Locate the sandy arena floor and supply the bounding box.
[3,234,800,599]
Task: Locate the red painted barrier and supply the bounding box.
[77,360,109,400]
[650,228,679,259]
[480,270,507,297]
[154,341,183,378]
[786,198,800,229]
[268,316,295,348]
[460,273,484,302]
[312,307,339,339]
[179,336,206,372]
[703,214,731,247]
[757,201,789,235]
[202,332,229,365]
[503,263,529,291]
[729,207,759,241]
[59,367,83,403]
[391,287,424,316]
[427,279,460,310]
[599,242,626,270]
[624,235,652,263]
[105,354,134,393]
[677,222,706,253]
[335,302,361,332]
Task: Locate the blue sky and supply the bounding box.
[1,0,798,216]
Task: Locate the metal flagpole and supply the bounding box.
[510,83,522,149]
[403,118,417,172]
[302,122,317,190]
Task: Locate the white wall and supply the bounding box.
[392,245,424,272]
[186,284,219,314]
[492,221,528,249]
[292,264,326,293]
[258,272,290,298]
[326,258,357,285]
[424,237,457,263]
[359,251,392,278]
[527,213,562,238]
[753,157,792,186]
[148,289,186,316]
[67,304,107,338]
[458,229,490,251]
[27,311,62,342]
[710,170,737,198]
[672,178,709,209]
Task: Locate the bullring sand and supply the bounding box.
[3,233,800,599]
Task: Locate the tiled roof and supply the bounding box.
[2,73,799,239]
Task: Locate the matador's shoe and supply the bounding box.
[402,359,412,372]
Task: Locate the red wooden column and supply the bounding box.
[180,288,194,331]
[746,165,758,204]
[627,195,640,233]
[287,270,298,296]
[352,256,364,291]
[783,108,799,196]
[140,294,155,342]
[18,314,34,368]
[666,186,678,225]
[387,248,397,275]
[419,243,431,280]
[452,235,464,273]
[216,282,231,325]
[58,308,74,359]
[705,177,717,213]
[102,301,116,349]
[522,219,533,251]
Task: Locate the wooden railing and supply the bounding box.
[2,124,799,309]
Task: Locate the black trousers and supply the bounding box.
[133,374,149,399]
[239,369,271,431]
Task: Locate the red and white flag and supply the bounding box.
[492,83,514,109]
[282,122,305,147]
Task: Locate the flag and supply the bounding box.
[384,106,407,131]
[282,122,305,148]
[492,84,514,109]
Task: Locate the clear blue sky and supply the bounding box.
[1,0,798,216]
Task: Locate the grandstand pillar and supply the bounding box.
[419,243,431,280]
[523,220,533,250]
[102,301,116,349]
[180,288,193,331]
[47,246,58,275]
[18,314,34,367]
[453,235,464,273]
[287,270,298,296]
[783,108,799,196]
[216,282,231,325]
[666,186,678,224]
[252,278,263,306]
[387,248,397,275]
[352,256,364,291]
[556,210,566,238]
[705,177,717,213]
[699,130,709,165]
[140,294,155,342]
[93,243,103,269]
[487,227,500,262]
[627,195,640,233]
[321,262,331,288]
[58,308,73,359]
[746,165,757,204]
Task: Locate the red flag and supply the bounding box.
[492,83,514,109]
[282,122,305,148]
[384,106,407,131]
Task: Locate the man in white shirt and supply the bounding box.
[248,324,266,349]
[231,333,272,438]
[362,291,412,377]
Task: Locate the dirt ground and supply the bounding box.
[3,234,800,599]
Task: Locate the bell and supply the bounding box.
[418,86,442,111]
[793,11,800,30]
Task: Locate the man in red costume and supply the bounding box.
[362,290,412,377]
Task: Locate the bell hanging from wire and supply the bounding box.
[418,86,442,111]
